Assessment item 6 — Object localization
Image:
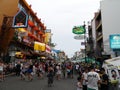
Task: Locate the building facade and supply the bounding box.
[0,0,51,62]
[100,0,120,57]
[87,0,120,65]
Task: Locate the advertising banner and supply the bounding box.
[45,33,51,44]
[34,42,45,51]
[108,68,119,84]
[72,26,85,34]
[109,34,120,49]
[12,9,28,28]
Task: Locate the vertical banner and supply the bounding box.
[45,29,51,44]
[45,33,51,44]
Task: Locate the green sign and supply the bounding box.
[72,26,85,34]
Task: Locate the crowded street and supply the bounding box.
[0,0,120,90]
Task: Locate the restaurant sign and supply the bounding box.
[72,26,85,35]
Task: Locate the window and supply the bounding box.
[39,26,41,30]
[29,15,33,21]
[34,31,37,36]
[18,3,25,11]
[27,25,32,32]
[34,21,37,26]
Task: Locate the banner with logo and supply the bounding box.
[34,42,45,51]
[72,26,85,35]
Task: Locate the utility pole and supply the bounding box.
[83,21,87,63]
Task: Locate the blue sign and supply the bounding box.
[109,34,120,49]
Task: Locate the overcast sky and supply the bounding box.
[26,0,101,57]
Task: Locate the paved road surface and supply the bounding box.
[0,75,77,90]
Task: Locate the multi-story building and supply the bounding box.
[87,0,120,65]
[100,0,120,57]
[95,11,104,60]
[86,24,94,58]
[0,0,50,62]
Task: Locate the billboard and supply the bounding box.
[34,42,45,51]
[12,9,28,28]
[109,34,120,49]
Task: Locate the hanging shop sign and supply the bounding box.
[34,42,45,51]
[74,35,85,40]
[46,44,51,53]
[12,9,28,28]
[45,33,51,44]
[72,26,85,35]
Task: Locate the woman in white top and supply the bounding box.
[77,76,83,90]
[56,64,61,80]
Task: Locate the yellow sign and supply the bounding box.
[45,33,51,44]
[34,42,45,51]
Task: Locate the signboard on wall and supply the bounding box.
[107,68,119,84]
[12,9,28,28]
[109,34,120,49]
[34,42,45,51]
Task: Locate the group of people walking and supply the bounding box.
[76,64,109,90]
[0,59,113,90]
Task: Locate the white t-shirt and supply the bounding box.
[82,72,88,85]
[87,71,100,90]
[0,63,3,71]
[77,81,82,90]
[76,64,79,70]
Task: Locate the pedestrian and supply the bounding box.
[0,60,4,81]
[56,64,61,80]
[15,62,21,76]
[100,68,109,90]
[77,76,83,90]
[27,63,33,81]
[61,62,66,79]
[87,65,100,90]
[82,68,88,90]
[75,63,79,74]
[47,65,54,87]
[20,64,26,80]
[38,63,44,79]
